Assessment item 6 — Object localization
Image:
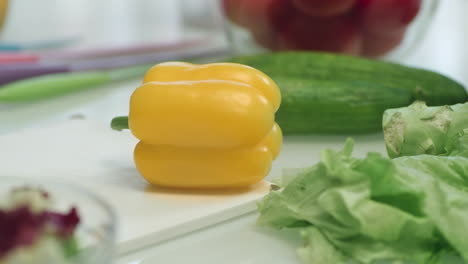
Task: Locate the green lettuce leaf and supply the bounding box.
[257,139,468,264]
[297,227,350,264]
[383,102,468,158]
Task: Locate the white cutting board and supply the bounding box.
[0,118,388,256]
[0,119,272,255]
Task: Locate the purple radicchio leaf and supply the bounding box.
[45,207,80,238]
[0,206,47,258]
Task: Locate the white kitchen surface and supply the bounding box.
[116,212,303,264]
[0,119,272,255]
[0,1,467,263]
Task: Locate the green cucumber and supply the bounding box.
[227,52,467,106]
[275,78,412,134]
[227,52,467,134]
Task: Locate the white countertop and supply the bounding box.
[1,0,467,263]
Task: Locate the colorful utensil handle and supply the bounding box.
[0,44,22,51]
[0,64,70,85]
[0,53,39,64]
[0,71,110,102]
[71,47,231,71]
[42,39,207,60]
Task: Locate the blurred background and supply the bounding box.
[0,0,226,49]
[0,0,467,262]
[1,0,464,61]
[0,0,467,134]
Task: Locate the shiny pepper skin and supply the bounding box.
[130,62,282,188]
[135,123,282,188]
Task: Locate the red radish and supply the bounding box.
[252,30,280,50]
[223,0,295,50]
[362,29,406,57]
[356,0,421,35]
[292,0,357,17]
[222,0,239,25]
[222,0,293,31]
[278,14,363,55]
[222,0,259,28]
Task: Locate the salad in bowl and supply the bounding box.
[0,178,116,264]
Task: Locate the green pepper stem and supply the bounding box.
[111,116,129,131]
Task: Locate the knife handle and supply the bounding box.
[0,53,39,64]
[0,71,111,102]
[0,63,71,86]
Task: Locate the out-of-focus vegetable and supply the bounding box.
[356,0,421,36]
[362,29,405,57]
[278,14,362,56]
[383,101,468,158]
[223,0,422,57]
[0,188,80,263]
[292,0,355,17]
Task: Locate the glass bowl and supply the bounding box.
[220,0,439,60]
[0,176,116,264]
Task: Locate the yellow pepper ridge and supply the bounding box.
[143,62,281,111]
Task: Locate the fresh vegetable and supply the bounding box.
[273,78,411,134]
[356,0,421,36]
[383,101,468,158]
[130,61,280,148]
[256,100,468,263]
[115,53,467,135]
[278,14,362,56]
[227,52,467,106]
[134,123,282,188]
[257,138,468,263]
[292,0,355,17]
[223,0,293,49]
[361,29,406,57]
[113,61,283,188]
[223,0,422,57]
[227,52,467,134]
[0,187,80,264]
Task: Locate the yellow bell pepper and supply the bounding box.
[129,62,281,148]
[124,61,283,188]
[143,62,281,111]
[135,123,282,188]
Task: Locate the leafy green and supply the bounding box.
[62,236,80,258]
[383,102,468,158]
[257,139,468,263]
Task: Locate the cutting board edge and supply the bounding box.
[116,196,263,256]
